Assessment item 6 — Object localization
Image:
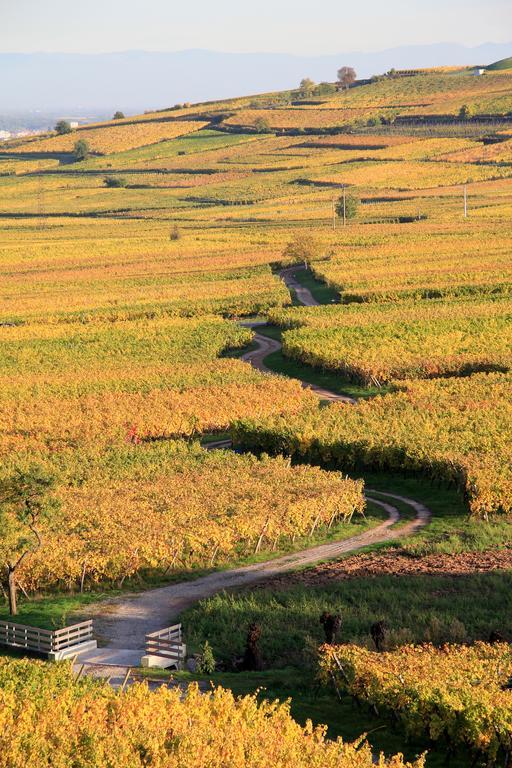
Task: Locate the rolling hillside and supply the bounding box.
[1,65,512,767]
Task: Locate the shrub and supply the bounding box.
[54,120,72,135]
[72,139,90,162]
[254,117,272,133]
[196,640,216,674]
[459,103,474,119]
[113,111,125,120]
[104,175,128,188]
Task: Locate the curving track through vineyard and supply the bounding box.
[79,266,431,670]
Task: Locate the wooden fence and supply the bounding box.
[144,624,186,667]
[0,619,94,656]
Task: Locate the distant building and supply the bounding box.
[69,121,79,128]
[473,68,486,76]
[0,130,11,141]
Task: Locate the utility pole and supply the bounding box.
[37,162,47,231]
[463,184,468,219]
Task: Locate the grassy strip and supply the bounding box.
[182,570,512,668]
[256,325,384,399]
[359,470,512,556]
[291,267,340,304]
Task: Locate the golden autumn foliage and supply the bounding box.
[0,659,424,768]
[0,66,511,596]
[312,220,512,302]
[232,372,512,518]
[269,298,512,385]
[0,442,365,592]
[0,315,314,454]
[319,643,512,763]
[6,121,208,155]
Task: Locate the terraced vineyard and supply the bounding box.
[269,299,512,384]
[1,62,511,767]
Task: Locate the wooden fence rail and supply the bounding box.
[0,619,95,657]
[143,623,186,668]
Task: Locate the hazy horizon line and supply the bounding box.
[1,40,510,58]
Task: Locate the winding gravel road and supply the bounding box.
[84,491,429,654]
[78,265,431,665]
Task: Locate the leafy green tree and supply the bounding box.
[283,233,322,267]
[73,139,90,162]
[299,78,316,98]
[55,120,72,135]
[315,82,337,96]
[0,466,59,615]
[254,117,271,133]
[335,192,359,221]
[113,111,125,120]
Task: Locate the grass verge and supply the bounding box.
[256,325,385,399]
[291,266,340,304]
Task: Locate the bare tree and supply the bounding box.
[0,466,59,615]
[337,66,357,91]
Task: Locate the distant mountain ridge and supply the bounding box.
[1,42,511,113]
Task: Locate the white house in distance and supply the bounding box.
[473,67,486,76]
[0,130,12,141]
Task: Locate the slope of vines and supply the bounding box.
[319,643,512,765]
[232,372,512,518]
[0,658,424,768]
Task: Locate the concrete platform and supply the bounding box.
[49,639,97,662]
[141,654,180,669]
[74,647,142,667]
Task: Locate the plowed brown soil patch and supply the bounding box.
[260,548,512,589]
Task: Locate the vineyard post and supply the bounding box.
[343,186,346,226]
[332,198,336,230]
[463,184,467,218]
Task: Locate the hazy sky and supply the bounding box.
[1,0,511,55]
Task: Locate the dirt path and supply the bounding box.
[241,327,355,404]
[81,492,428,656]
[279,266,320,307]
[78,266,431,664]
[239,323,281,373]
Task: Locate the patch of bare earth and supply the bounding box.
[258,548,512,589]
